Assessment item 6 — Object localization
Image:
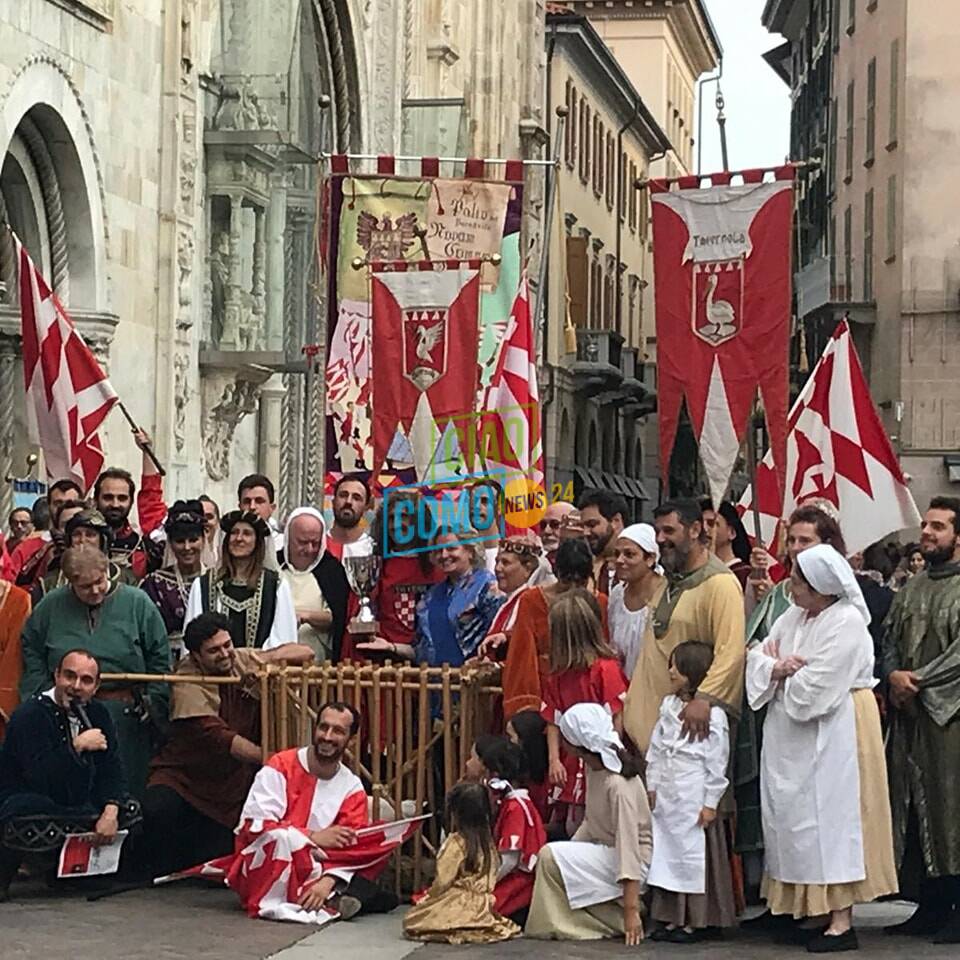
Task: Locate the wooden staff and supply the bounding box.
[414,664,429,892]
[116,401,165,476]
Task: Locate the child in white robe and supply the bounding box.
[646,640,734,942]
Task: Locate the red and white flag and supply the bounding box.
[17,236,117,492]
[480,270,544,489]
[371,260,481,477]
[739,320,921,555]
[650,168,795,506]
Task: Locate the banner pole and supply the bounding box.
[115,400,166,477]
[745,394,763,550]
[534,106,567,342]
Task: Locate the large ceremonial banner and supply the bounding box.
[323,157,520,473]
[650,168,795,506]
[371,261,482,477]
[739,320,920,555]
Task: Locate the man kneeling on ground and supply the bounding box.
[0,650,139,899]
[142,612,263,877]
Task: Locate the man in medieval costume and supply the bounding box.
[623,497,745,928]
[881,496,960,943]
[19,547,170,798]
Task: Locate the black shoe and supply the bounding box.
[775,924,827,946]
[666,928,699,944]
[884,903,948,937]
[743,909,791,931]
[807,929,859,953]
[648,926,671,942]
[932,907,960,944]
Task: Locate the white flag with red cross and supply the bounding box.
[739,320,920,555]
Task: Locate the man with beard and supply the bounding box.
[623,498,744,754]
[881,497,960,942]
[20,547,169,798]
[142,613,264,877]
[327,474,374,561]
[538,500,577,570]
[208,702,399,924]
[577,488,628,595]
[94,468,157,580]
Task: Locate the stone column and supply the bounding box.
[252,205,266,350]
[0,334,18,521]
[265,173,288,353]
[221,194,244,349]
[257,375,286,508]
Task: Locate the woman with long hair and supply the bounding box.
[526,702,652,944]
[501,538,608,720]
[184,510,308,660]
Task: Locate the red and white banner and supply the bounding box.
[17,236,118,492]
[480,270,544,489]
[650,168,794,506]
[739,320,921,555]
[371,261,481,477]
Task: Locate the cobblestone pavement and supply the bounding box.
[2,883,955,960]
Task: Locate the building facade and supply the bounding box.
[542,10,669,514]
[0,0,546,518]
[764,0,960,514]
[545,1,719,511]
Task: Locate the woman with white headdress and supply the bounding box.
[608,523,663,680]
[746,544,897,954]
[525,702,652,945]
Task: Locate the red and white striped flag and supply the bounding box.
[739,320,920,555]
[16,236,118,492]
[480,270,544,489]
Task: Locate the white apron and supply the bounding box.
[645,695,729,894]
[746,601,875,885]
[549,840,622,909]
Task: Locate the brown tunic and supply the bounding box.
[148,648,261,827]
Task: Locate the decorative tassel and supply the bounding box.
[564,322,577,355]
[798,319,809,374]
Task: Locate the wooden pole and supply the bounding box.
[115,401,166,476]
[414,664,429,891]
[746,395,764,563]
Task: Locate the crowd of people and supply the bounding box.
[0,437,957,952]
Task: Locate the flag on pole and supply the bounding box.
[480,270,544,489]
[650,168,795,507]
[370,260,481,478]
[16,236,117,492]
[739,320,921,555]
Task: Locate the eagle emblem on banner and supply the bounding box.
[356,211,420,262]
[403,309,448,391]
[692,259,744,346]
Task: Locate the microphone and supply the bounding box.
[69,698,93,732]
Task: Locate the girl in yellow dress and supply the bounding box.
[403,782,521,944]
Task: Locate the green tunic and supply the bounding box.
[20,583,171,798]
[880,565,960,881]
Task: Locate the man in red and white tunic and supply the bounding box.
[206,702,386,924]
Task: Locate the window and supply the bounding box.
[590,258,603,329]
[843,205,852,299]
[863,189,874,300]
[844,80,854,182]
[888,39,899,146]
[832,0,841,50]
[628,160,638,230]
[847,0,855,34]
[886,174,897,261]
[566,236,589,328]
[865,58,876,164]
[593,116,603,195]
[565,80,577,168]
[606,133,615,209]
[619,151,628,221]
[579,101,591,183]
[828,95,838,193]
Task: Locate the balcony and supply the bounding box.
[571,329,624,396]
[795,256,876,326]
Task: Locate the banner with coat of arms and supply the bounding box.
[323,158,521,475]
[649,167,795,506]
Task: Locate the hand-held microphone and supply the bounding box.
[69,698,94,732]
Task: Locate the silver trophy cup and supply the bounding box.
[344,554,382,635]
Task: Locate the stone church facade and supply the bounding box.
[0,0,546,516]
